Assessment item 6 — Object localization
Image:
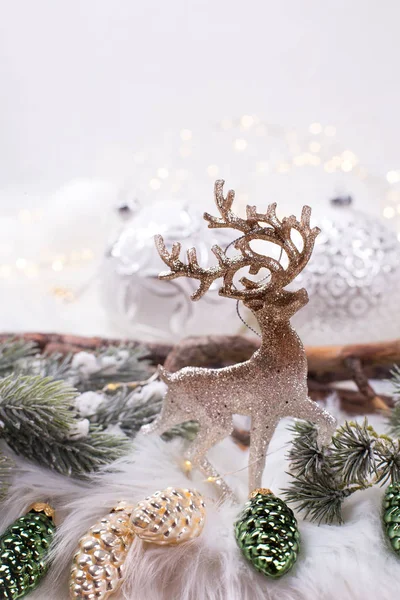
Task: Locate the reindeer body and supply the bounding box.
[142,180,336,493]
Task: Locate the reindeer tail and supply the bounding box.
[157,365,174,384]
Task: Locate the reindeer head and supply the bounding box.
[155,180,319,324]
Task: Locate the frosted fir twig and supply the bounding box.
[284,472,357,525]
[94,386,199,441]
[0,338,38,377]
[65,344,152,392]
[0,375,129,477]
[284,416,400,524]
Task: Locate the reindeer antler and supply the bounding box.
[155,180,320,304]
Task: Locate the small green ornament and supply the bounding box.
[0,503,56,599]
[234,488,300,578]
[383,482,400,555]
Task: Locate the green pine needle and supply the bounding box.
[74,344,152,392]
[283,472,355,525]
[0,338,38,377]
[0,375,130,477]
[287,420,327,478]
[96,387,199,441]
[330,419,378,486]
[375,439,400,485]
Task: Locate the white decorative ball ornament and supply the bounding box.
[292,198,400,345]
[101,200,239,341]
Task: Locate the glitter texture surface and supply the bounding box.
[142,180,336,493]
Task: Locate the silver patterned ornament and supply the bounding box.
[101,200,238,341]
[292,197,400,344]
[142,180,336,496]
[131,487,206,545]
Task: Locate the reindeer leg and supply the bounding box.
[294,397,337,445]
[185,419,235,499]
[248,419,278,493]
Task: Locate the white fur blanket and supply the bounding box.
[0,404,398,600]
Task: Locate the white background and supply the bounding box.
[1,0,400,186]
[0,0,399,336]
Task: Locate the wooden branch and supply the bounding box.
[1,332,398,412]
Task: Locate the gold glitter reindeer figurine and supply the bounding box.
[142,180,336,494]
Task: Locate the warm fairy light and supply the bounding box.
[387,170,400,184]
[157,167,169,179]
[341,160,353,172]
[383,206,395,219]
[18,209,32,223]
[241,115,254,128]
[25,264,39,278]
[149,178,161,190]
[0,265,11,277]
[293,154,306,166]
[276,162,290,173]
[256,161,269,173]
[183,460,192,471]
[324,125,336,136]
[16,258,27,269]
[52,259,64,271]
[207,164,219,177]
[180,129,192,141]
[309,141,321,153]
[234,138,247,151]
[309,122,322,134]
[220,118,233,130]
[81,248,94,260]
[342,150,357,162]
[324,161,336,173]
[52,286,75,302]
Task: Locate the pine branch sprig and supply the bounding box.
[287,420,328,478]
[95,387,199,441]
[329,419,378,486]
[283,472,356,524]
[0,375,129,477]
[374,438,400,485]
[0,339,38,377]
[71,344,153,392]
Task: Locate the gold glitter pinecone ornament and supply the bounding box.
[70,502,134,600]
[131,487,206,545]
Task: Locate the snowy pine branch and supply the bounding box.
[330,420,378,486]
[71,345,152,392]
[284,416,400,524]
[0,375,129,477]
[284,472,355,524]
[0,338,38,376]
[92,386,199,441]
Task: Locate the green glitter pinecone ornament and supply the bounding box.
[383,482,400,555]
[0,503,56,599]
[234,489,300,578]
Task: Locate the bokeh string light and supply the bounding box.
[1,116,400,289]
